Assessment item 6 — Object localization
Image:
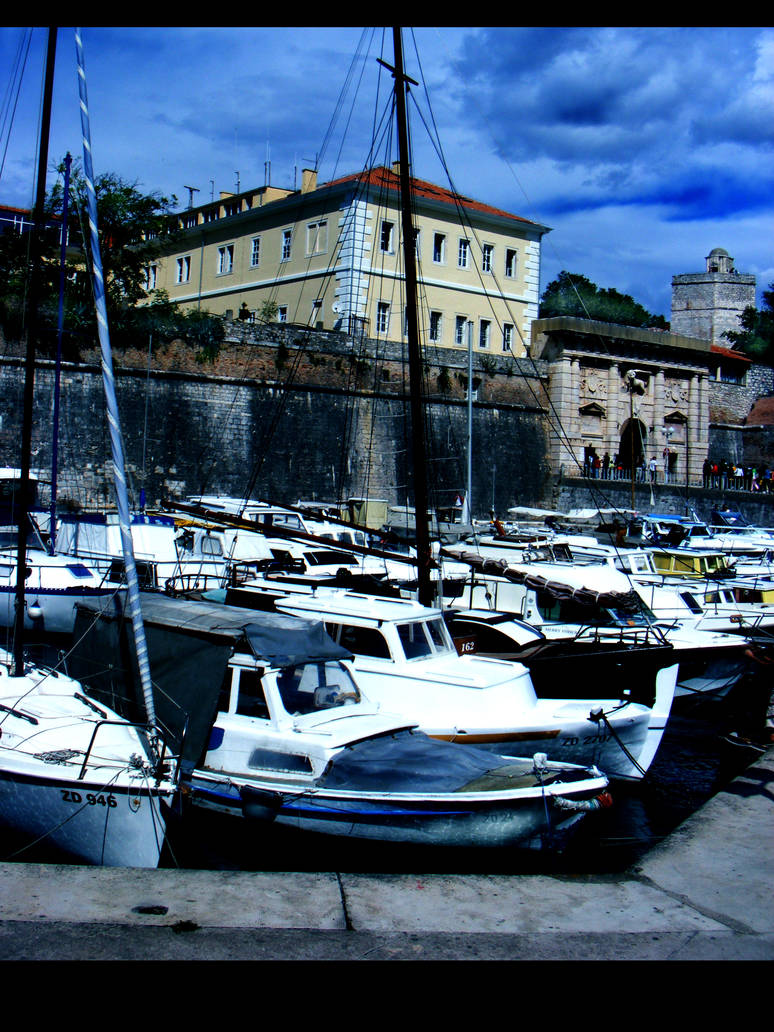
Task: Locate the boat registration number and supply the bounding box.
[60,790,118,807]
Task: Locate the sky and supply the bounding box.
[1,25,772,321]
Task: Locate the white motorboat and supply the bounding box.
[218,580,678,780]
[441,550,751,701]
[0,649,177,866]
[70,595,611,849]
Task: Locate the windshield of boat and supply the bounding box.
[275,660,361,716]
[535,590,655,628]
[396,618,455,660]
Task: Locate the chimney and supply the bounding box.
[391,161,401,177]
[301,169,318,194]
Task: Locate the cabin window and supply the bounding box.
[276,661,360,715]
[235,667,269,718]
[200,535,224,557]
[679,591,703,614]
[397,621,434,660]
[330,623,392,659]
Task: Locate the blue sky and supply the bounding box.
[1,26,772,320]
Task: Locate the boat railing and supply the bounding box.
[77,714,177,785]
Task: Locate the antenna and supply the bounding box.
[183,185,200,209]
[235,171,240,194]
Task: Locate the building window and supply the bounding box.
[203,208,218,224]
[277,306,288,323]
[281,229,292,262]
[482,243,493,273]
[182,213,198,229]
[376,301,390,335]
[433,233,446,264]
[429,311,442,343]
[455,315,468,346]
[250,237,261,268]
[310,299,323,326]
[175,256,190,284]
[502,323,513,352]
[458,238,470,269]
[479,319,491,349]
[306,220,328,255]
[505,248,517,278]
[144,264,157,290]
[217,244,234,275]
[223,201,239,218]
[380,221,394,254]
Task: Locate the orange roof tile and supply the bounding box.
[711,343,752,362]
[323,166,542,228]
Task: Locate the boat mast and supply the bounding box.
[389,27,433,607]
[75,27,157,731]
[13,27,57,676]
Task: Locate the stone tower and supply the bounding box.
[671,248,756,345]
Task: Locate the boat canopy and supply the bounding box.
[70,594,351,768]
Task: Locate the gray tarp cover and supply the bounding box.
[317,730,510,792]
[70,594,350,767]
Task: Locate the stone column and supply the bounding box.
[653,369,666,463]
[607,361,619,462]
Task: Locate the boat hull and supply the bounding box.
[185,769,610,849]
[0,762,173,867]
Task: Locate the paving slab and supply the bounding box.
[0,864,345,929]
[339,872,726,934]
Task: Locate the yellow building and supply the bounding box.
[146,165,550,356]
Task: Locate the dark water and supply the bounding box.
[2,676,767,875]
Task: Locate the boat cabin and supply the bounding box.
[650,549,732,578]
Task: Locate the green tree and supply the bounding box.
[0,159,229,359]
[48,159,179,310]
[723,284,774,365]
[539,270,669,329]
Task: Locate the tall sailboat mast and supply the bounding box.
[386,27,433,607]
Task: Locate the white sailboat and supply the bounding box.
[0,28,179,867]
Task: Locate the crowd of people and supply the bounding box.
[702,459,773,492]
[580,451,772,491]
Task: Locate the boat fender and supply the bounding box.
[552,791,613,813]
[240,785,281,822]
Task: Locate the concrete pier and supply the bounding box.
[0,746,772,961]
